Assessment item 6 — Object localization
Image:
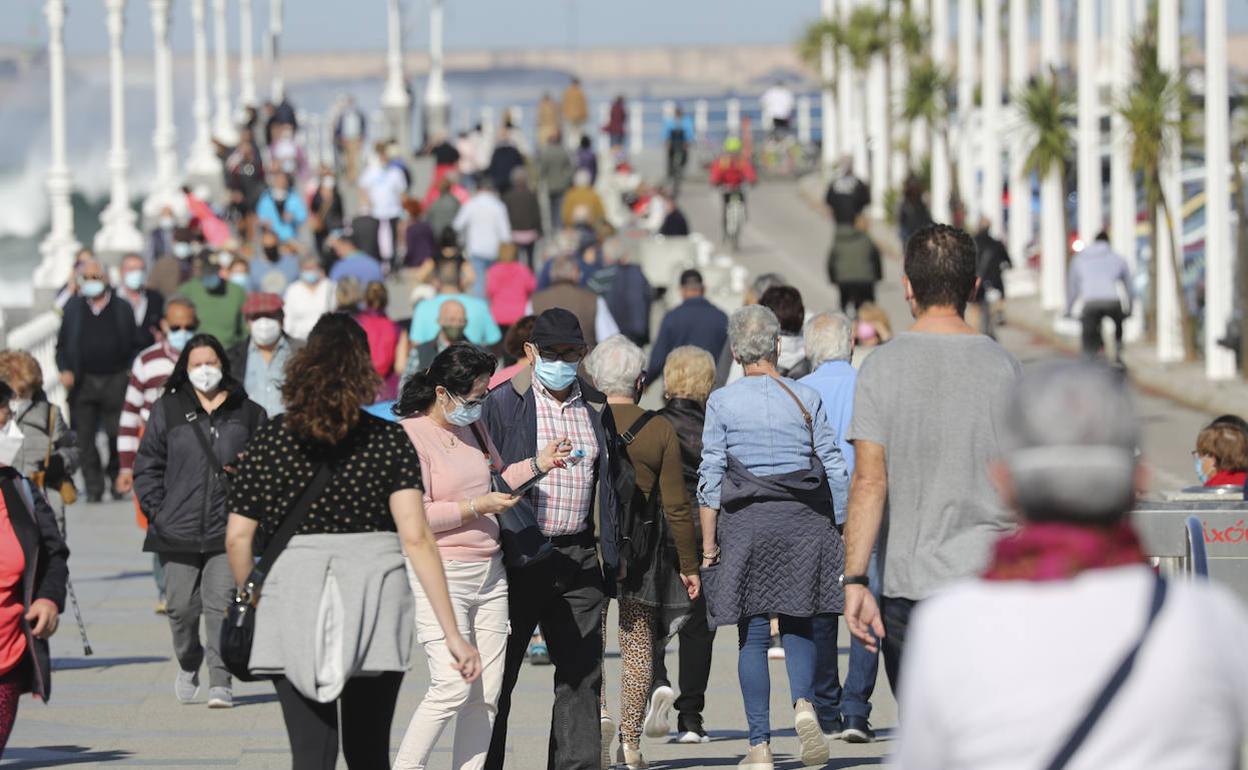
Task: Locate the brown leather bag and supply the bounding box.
[30,404,77,506]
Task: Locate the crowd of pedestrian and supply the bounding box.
[5,74,1248,770]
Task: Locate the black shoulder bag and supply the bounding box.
[468,423,554,569]
[617,411,662,574]
[1043,573,1168,770]
[177,391,233,495]
[219,462,334,681]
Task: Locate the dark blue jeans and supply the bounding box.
[737,613,829,746]
[811,552,880,728]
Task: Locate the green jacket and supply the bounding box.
[827,227,882,286]
[177,280,247,349]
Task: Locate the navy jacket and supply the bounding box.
[482,367,622,593]
[647,296,729,380]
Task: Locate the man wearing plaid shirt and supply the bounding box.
[483,308,622,770]
[114,297,198,612]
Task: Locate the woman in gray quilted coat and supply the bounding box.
[696,304,849,770]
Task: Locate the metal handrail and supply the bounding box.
[1184,515,1209,579]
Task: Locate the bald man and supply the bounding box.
[402,299,469,386]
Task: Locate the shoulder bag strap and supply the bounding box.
[43,404,56,471]
[768,374,816,455]
[1044,573,1168,770]
[247,462,334,592]
[620,411,659,446]
[467,423,498,472]
[178,391,227,479]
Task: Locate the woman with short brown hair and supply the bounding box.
[1195,421,1248,488]
[0,351,78,530]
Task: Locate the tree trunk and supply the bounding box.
[1145,181,1159,342]
[1232,142,1248,378]
[1158,190,1196,360]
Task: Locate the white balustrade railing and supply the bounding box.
[4,310,67,412]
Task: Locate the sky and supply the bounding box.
[4,0,1243,57]
[3,0,830,55]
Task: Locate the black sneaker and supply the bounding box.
[675,716,709,744]
[842,715,875,743]
[822,715,845,741]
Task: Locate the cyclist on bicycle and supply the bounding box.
[709,136,758,241]
[663,106,695,193]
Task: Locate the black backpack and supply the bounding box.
[614,412,665,577]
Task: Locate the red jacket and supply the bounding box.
[709,156,758,189]
[1205,469,1247,488]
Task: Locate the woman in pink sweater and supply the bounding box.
[393,343,571,770]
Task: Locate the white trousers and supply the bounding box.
[394,555,510,770]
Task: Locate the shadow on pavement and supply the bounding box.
[84,570,155,582]
[52,656,167,671]
[234,692,279,707]
[0,746,132,768]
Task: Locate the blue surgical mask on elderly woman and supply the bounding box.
[534,358,578,391]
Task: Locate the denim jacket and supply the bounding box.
[697,374,849,516]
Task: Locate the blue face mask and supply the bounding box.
[123,270,146,291]
[229,273,251,289]
[534,358,579,391]
[1196,456,1212,484]
[202,273,223,291]
[443,395,483,427]
[167,329,194,351]
[80,279,106,299]
[301,270,321,285]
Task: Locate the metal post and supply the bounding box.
[1204,0,1234,378]
[35,0,81,290]
[95,0,145,262]
[1110,0,1139,338]
[957,0,979,223]
[628,100,643,156]
[1039,0,1066,310]
[238,0,257,107]
[1155,0,1183,360]
[1076,0,1103,241]
[981,0,1003,235]
[930,0,952,222]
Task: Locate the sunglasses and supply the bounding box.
[167,324,199,332]
[538,348,584,363]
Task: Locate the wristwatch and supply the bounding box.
[839,574,870,588]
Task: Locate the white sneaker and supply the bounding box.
[676,729,711,744]
[642,685,675,739]
[174,669,200,703]
[738,742,774,770]
[794,698,830,766]
[206,687,233,708]
[600,714,616,770]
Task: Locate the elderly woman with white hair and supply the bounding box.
[698,305,849,770]
[893,360,1248,769]
[584,335,699,770]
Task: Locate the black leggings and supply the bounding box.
[274,672,404,770]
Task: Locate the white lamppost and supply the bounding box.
[930,0,952,222]
[957,0,979,223]
[423,0,450,144]
[1039,0,1065,310]
[143,0,180,219]
[820,0,839,171]
[1109,0,1137,339]
[1007,0,1032,265]
[909,0,930,162]
[382,0,412,152]
[889,0,908,190]
[1155,0,1183,360]
[266,0,284,102]
[837,0,854,170]
[186,0,221,180]
[212,0,237,144]
[1076,0,1102,242]
[868,0,889,218]
[981,0,1003,234]
[95,0,145,262]
[35,0,81,289]
[1204,0,1234,378]
[238,0,257,108]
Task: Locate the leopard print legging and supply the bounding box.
[600,599,656,746]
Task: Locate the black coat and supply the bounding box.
[55,293,138,378]
[482,367,623,592]
[657,398,705,534]
[0,468,69,702]
[133,387,267,553]
[124,288,165,352]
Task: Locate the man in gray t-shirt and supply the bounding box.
[843,224,1021,693]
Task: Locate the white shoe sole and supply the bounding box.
[207,698,233,709]
[600,716,615,769]
[642,686,675,739]
[739,761,774,770]
[795,709,830,766]
[842,727,873,744]
[676,730,710,744]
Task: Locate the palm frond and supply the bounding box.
[901,57,953,127]
[1016,69,1073,178]
[797,19,842,72]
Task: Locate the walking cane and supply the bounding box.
[56,505,93,656]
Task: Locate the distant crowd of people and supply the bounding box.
[3,74,1248,770]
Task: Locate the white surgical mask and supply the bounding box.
[159,216,175,230]
[250,317,282,347]
[8,399,31,419]
[188,365,223,394]
[173,242,193,259]
[123,270,146,291]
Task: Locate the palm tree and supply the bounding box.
[1117,22,1195,359]
[842,5,890,181]
[797,18,841,73]
[1017,70,1073,311]
[902,57,953,204]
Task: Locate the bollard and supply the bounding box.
[797,96,812,144]
[597,103,610,154]
[694,99,709,142]
[726,98,741,137]
[628,100,643,156]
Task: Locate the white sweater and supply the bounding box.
[897,565,1248,770]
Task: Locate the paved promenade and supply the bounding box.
[3,177,1219,769]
